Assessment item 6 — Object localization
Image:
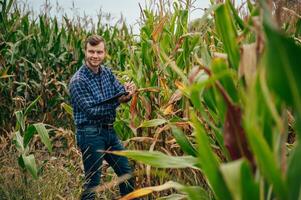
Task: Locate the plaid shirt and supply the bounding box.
[69,64,125,126]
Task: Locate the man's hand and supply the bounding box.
[125,82,136,95]
[119,82,137,103]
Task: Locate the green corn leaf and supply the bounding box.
[159,49,188,84]
[39,15,46,39]
[220,160,243,200]
[259,68,288,148]
[181,186,210,200]
[171,126,197,157]
[203,87,218,113]
[287,143,301,200]
[203,86,226,124]
[33,123,52,153]
[189,83,204,111]
[226,0,245,30]
[110,150,198,169]
[61,102,73,116]
[215,4,240,69]
[220,159,259,200]
[200,45,212,67]
[191,111,232,200]
[5,0,14,14]
[138,118,167,128]
[18,155,25,170]
[244,99,287,199]
[23,124,36,148]
[247,0,254,13]
[240,158,259,200]
[22,154,38,179]
[13,131,24,153]
[195,3,222,29]
[211,58,239,103]
[264,22,301,136]
[15,110,25,132]
[24,95,40,116]
[175,9,188,38]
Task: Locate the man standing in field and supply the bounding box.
[69,35,136,199]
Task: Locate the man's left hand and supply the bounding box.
[125,82,136,95]
[119,82,137,103]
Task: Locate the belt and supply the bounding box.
[77,123,114,129]
[101,123,114,129]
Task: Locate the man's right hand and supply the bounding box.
[118,93,132,103]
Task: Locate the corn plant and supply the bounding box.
[108,1,301,199]
[13,96,52,180]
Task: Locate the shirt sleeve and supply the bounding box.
[108,68,126,94]
[69,78,113,118]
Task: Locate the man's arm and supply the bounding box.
[108,68,126,94]
[107,68,136,103]
[69,78,112,118]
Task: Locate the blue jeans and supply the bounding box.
[76,125,134,200]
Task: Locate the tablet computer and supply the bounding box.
[102,91,129,103]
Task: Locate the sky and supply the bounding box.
[22,0,211,34]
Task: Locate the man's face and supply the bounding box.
[85,42,106,69]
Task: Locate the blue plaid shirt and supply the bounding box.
[69,64,125,126]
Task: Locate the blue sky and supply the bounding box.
[23,0,210,33]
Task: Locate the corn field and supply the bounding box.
[1,0,301,199]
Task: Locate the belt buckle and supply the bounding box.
[103,123,113,129]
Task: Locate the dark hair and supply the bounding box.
[84,35,106,50]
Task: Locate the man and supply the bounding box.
[69,35,136,200]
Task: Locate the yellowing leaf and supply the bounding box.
[151,16,168,42]
[175,80,185,90]
[61,102,73,116]
[174,80,190,97]
[163,104,173,115]
[238,43,257,86]
[138,87,160,93]
[120,181,182,200]
[120,188,153,200]
[138,119,167,128]
[159,77,169,90]
[167,89,182,105]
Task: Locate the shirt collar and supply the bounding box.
[83,64,103,78]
